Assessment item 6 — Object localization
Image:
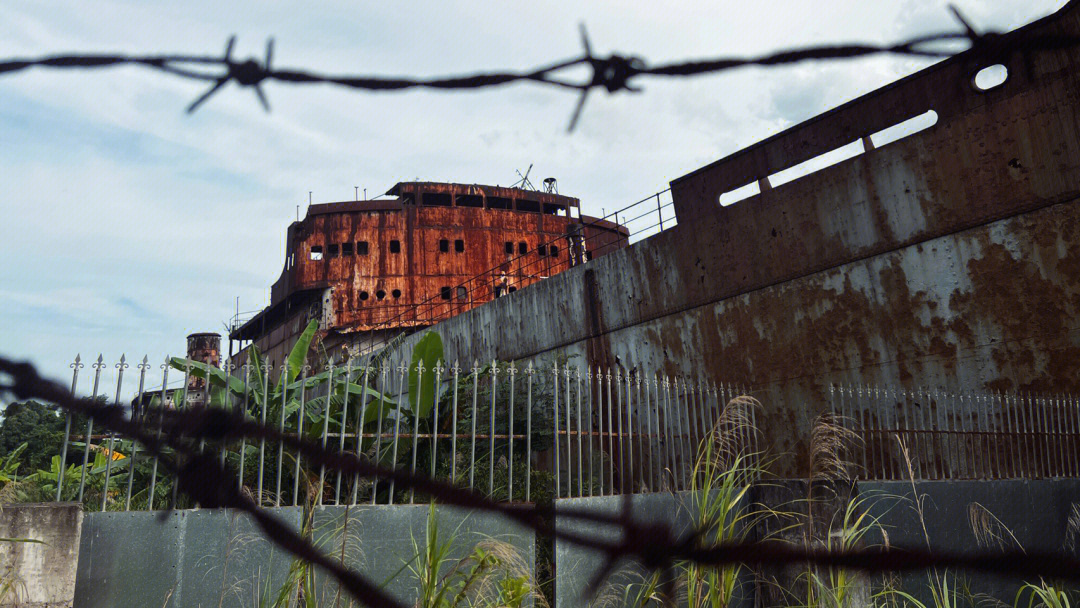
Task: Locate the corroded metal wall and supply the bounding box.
[230,182,629,366]
[184,332,220,396]
[383,2,1080,476]
[293,203,576,330]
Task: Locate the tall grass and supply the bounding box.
[402,504,544,608]
[789,411,886,608]
[629,395,775,608]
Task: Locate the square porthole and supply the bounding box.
[537,245,547,257]
[357,241,369,256]
[457,286,467,300]
[454,239,464,253]
[456,194,483,207]
[518,242,527,255]
[389,240,401,253]
[328,243,340,257]
[342,242,354,255]
[550,245,559,257]
[309,245,324,261]
[440,286,452,300]
[505,242,513,255]
[423,192,452,207]
[439,239,449,253]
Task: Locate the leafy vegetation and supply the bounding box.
[0,399,89,476]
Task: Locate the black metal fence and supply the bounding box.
[831,385,1080,480]
[51,353,752,511]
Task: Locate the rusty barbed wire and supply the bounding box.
[4,355,1080,608]
[3,7,1077,130]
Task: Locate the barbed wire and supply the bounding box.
[4,354,1080,608]
[3,7,1076,131]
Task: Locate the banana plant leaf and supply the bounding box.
[284,319,319,384]
[168,357,247,394]
[408,332,444,418]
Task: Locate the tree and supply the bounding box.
[0,399,86,476]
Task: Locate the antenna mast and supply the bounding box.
[513,164,536,190]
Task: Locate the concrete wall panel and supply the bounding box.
[0,502,82,607]
[74,507,301,608]
[72,504,535,608]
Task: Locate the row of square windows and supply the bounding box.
[354,284,518,305]
[308,240,560,260]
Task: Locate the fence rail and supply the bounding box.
[36,356,1080,510]
[48,353,751,511]
[831,385,1080,481]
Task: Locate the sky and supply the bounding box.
[0,0,1068,397]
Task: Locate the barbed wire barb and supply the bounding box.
[2,9,1078,129]
[187,36,274,113]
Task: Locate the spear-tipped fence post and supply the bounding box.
[292,364,311,506]
[317,362,335,506]
[370,366,389,505]
[525,362,534,502]
[553,362,561,499]
[594,367,605,495]
[683,378,696,488]
[431,361,444,486]
[662,376,675,491]
[56,354,83,502]
[351,364,370,505]
[1000,392,1014,479]
[218,361,235,469]
[587,367,595,497]
[651,377,662,492]
[275,365,287,508]
[450,361,461,485]
[335,358,353,505]
[945,388,959,479]
[100,354,127,511]
[605,369,614,494]
[624,369,635,492]
[507,362,517,501]
[256,363,271,506]
[642,375,652,492]
[656,377,665,492]
[489,360,499,497]
[388,362,407,504]
[614,369,624,494]
[670,376,682,490]
[78,355,105,504]
[576,367,584,498]
[687,379,699,486]
[237,363,252,493]
[148,358,169,510]
[564,364,573,496]
[469,361,479,491]
[125,356,150,511]
[410,361,425,504]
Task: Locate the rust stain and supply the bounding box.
[231,182,628,360]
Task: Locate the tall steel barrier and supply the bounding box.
[48,353,748,511]
[831,385,1080,480]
